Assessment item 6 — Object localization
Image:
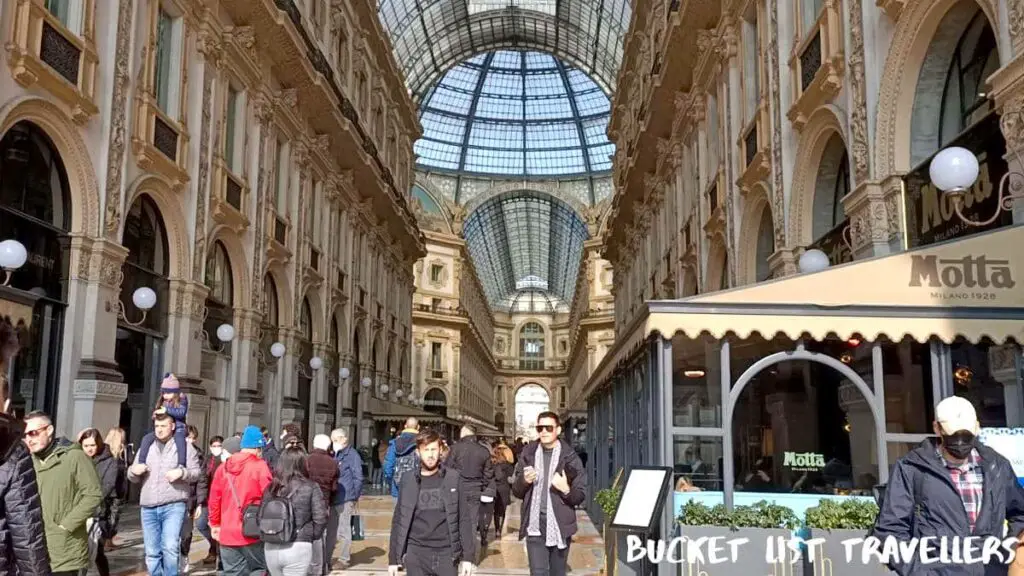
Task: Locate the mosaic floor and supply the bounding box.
[92,490,605,575]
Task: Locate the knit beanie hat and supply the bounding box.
[160,373,180,393]
[222,436,241,456]
[240,425,266,450]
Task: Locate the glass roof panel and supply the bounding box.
[415,50,614,177]
[462,190,588,311]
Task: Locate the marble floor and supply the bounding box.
[91,493,605,575]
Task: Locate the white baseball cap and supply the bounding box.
[935,396,979,435]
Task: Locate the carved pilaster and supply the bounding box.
[847,0,870,184]
[101,0,135,240]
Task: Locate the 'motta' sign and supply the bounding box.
[783,452,825,471]
[909,255,1016,289]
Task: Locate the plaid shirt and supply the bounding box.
[937,447,984,532]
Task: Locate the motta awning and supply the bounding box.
[586,224,1024,398]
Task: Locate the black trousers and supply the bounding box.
[478,501,494,538]
[526,535,571,576]
[405,544,457,576]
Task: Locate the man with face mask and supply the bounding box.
[873,395,1024,576]
[330,428,363,570]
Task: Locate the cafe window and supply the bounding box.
[671,333,723,428]
[938,10,998,148]
[674,435,724,491]
[950,339,1019,428]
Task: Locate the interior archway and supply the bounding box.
[425,387,448,417]
[515,383,550,440]
[203,241,234,354]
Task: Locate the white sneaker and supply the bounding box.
[179,555,190,574]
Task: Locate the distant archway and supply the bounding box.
[424,387,448,417]
[514,383,550,441]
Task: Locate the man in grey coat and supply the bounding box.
[128,412,202,576]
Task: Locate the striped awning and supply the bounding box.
[582,224,1024,401]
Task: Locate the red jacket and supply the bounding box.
[208,452,272,547]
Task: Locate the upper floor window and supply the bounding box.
[224,85,244,173]
[938,11,998,147]
[706,93,719,172]
[306,179,317,241]
[154,6,184,117]
[275,139,288,214]
[336,25,349,73]
[430,264,443,283]
[799,0,823,40]
[300,298,313,341]
[519,322,545,370]
[205,241,233,306]
[741,4,761,124]
[44,0,83,35]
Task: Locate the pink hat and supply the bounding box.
[161,373,180,392]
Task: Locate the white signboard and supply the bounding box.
[611,468,671,530]
[978,427,1024,485]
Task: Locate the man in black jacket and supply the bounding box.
[448,425,496,553]
[512,412,587,576]
[388,429,476,576]
[873,395,1024,576]
[0,316,50,575]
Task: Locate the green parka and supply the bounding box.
[32,438,103,572]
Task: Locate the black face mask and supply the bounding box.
[941,431,976,459]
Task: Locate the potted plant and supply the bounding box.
[595,471,624,576]
[803,498,886,576]
[677,500,801,575]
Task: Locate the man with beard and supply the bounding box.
[0,315,49,574]
[873,396,1024,576]
[388,430,476,576]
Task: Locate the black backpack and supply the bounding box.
[258,493,296,544]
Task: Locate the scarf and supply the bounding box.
[527,441,566,549]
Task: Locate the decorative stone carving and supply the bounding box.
[846,0,871,184]
[1011,0,1024,54]
[1000,93,1024,155]
[768,0,786,249]
[277,89,299,115]
[193,56,215,281]
[101,0,135,239]
[253,92,274,124]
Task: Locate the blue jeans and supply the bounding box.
[141,501,187,576]
[195,506,212,544]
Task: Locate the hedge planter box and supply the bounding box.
[802,529,890,576]
[674,526,804,576]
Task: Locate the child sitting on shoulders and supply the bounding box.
[136,373,189,468]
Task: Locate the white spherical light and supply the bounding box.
[0,240,28,270]
[216,323,235,343]
[798,249,831,274]
[381,384,390,394]
[309,356,323,371]
[339,367,350,380]
[132,287,157,311]
[270,342,286,358]
[395,389,404,398]
[360,376,372,388]
[929,147,979,192]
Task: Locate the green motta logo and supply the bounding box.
[783,452,825,470]
[908,255,1015,289]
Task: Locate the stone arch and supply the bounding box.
[874,0,1000,177]
[385,340,396,374]
[300,287,325,343]
[462,184,588,221]
[412,178,454,232]
[206,229,250,309]
[0,96,101,237]
[264,265,292,328]
[788,106,848,247]
[680,260,699,297]
[123,174,190,279]
[370,329,382,368]
[704,232,728,292]
[512,380,552,399]
[737,184,774,286]
[514,318,550,356]
[330,304,347,355]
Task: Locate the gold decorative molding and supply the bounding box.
[101,0,136,239]
[787,2,845,130]
[876,0,905,21]
[847,0,871,184]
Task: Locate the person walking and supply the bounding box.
[78,428,126,576]
[370,438,384,489]
[127,412,203,576]
[0,316,50,575]
[383,418,420,497]
[208,427,273,576]
[261,427,280,470]
[179,426,209,573]
[102,427,129,550]
[24,410,103,576]
[331,428,364,570]
[196,435,223,567]
[307,434,338,575]
[491,443,515,538]
[387,429,476,576]
[262,447,328,575]
[448,426,496,553]
[512,412,587,576]
[873,396,1024,576]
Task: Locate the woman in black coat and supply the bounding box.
[491,444,516,537]
[79,428,125,576]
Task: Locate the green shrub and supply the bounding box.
[595,485,623,519]
[677,500,800,530]
[804,498,879,530]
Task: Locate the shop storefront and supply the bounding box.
[584,224,1024,543]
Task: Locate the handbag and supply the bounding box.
[226,475,262,539]
[351,512,365,541]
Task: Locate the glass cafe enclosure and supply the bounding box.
[584,225,1024,540]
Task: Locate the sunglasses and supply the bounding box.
[535,425,556,433]
[24,427,49,438]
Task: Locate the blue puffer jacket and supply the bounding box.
[334,446,363,505]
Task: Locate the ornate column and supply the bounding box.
[451,342,461,414]
[231,308,266,431]
[64,237,129,437]
[278,329,303,429]
[991,58,1024,225]
[766,247,799,278]
[357,361,374,445]
[841,177,903,259]
[312,343,332,437]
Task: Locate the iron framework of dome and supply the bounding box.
[413,51,615,179]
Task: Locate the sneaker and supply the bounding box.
[179,555,190,574]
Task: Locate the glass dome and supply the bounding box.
[414,50,615,178]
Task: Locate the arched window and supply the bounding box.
[262,275,279,328]
[811,135,851,242]
[831,150,850,228]
[120,195,170,334]
[755,207,775,282]
[205,242,233,306]
[718,254,729,290]
[425,388,447,417]
[300,298,313,342]
[330,315,339,352]
[938,10,998,147]
[519,322,545,370]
